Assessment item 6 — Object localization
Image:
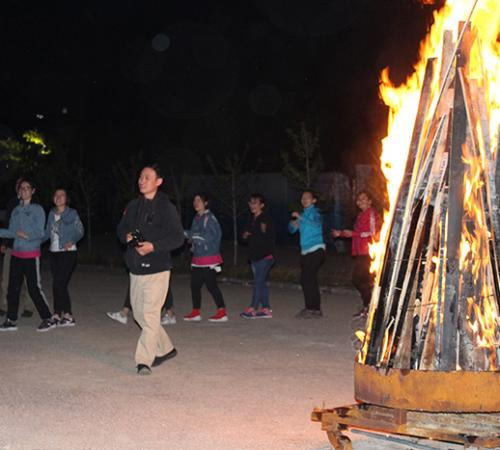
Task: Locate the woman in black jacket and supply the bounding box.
[240,193,275,319]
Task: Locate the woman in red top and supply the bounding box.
[332,191,381,318]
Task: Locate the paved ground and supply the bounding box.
[0,266,469,450]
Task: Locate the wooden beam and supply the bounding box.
[366,58,436,365]
[439,73,468,371]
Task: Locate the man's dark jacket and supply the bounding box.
[117,191,184,275]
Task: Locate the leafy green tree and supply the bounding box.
[281,121,323,191]
[0,130,52,174]
[0,130,60,202]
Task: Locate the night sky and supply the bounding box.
[1,0,441,175]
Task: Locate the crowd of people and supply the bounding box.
[0,165,381,375]
[0,179,83,332]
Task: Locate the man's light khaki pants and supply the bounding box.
[130,271,174,367]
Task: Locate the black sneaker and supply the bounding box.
[0,308,6,317]
[152,348,177,367]
[59,315,75,327]
[21,309,33,318]
[37,318,56,332]
[0,319,18,331]
[137,364,152,375]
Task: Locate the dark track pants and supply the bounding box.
[352,255,373,308]
[50,251,77,316]
[7,256,51,321]
[190,267,225,309]
[300,249,325,311]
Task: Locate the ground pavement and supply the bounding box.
[0,266,466,450]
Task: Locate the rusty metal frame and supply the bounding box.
[311,403,500,450]
[354,362,500,412]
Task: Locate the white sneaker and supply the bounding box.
[106,311,128,325]
[161,314,177,325]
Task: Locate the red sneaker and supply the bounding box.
[240,307,256,319]
[255,307,273,319]
[183,309,202,322]
[208,308,228,322]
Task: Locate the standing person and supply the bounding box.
[0,178,32,317]
[0,178,56,332]
[288,190,326,319]
[117,164,184,375]
[332,191,381,318]
[44,188,84,326]
[183,193,228,322]
[240,193,275,319]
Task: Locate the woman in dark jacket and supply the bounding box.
[240,193,275,319]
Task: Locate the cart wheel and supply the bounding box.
[327,430,352,450]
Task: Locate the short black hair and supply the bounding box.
[193,192,209,204]
[143,163,164,179]
[17,177,35,191]
[301,189,317,200]
[53,187,71,205]
[249,193,266,206]
[356,190,373,201]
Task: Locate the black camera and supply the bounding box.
[128,229,145,248]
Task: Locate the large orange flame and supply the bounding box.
[361,0,500,368]
[373,0,500,271]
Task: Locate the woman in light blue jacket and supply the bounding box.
[0,178,55,332]
[44,188,84,326]
[288,190,326,318]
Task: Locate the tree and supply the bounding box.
[156,147,203,222]
[112,150,144,210]
[74,166,97,255]
[281,121,323,191]
[207,150,251,266]
[0,130,64,203]
[0,130,53,177]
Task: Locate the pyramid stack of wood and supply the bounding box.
[359,22,500,373]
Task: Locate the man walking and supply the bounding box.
[117,164,184,375]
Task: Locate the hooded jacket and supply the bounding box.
[117,191,185,275]
[348,206,381,256]
[288,204,325,255]
[243,211,275,261]
[185,209,223,266]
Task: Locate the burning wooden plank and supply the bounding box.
[362,8,500,372]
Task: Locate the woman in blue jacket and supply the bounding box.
[288,190,326,318]
[0,178,55,332]
[44,188,84,326]
[183,193,227,322]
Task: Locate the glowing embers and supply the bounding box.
[360,1,500,373]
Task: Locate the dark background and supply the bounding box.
[0,0,443,231]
